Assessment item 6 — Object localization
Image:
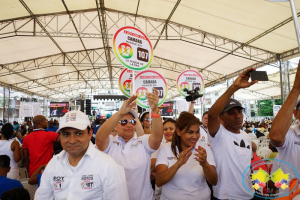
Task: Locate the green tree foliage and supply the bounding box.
[255,99,282,116]
[274,99,282,105]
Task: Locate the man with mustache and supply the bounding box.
[207,68,258,200]
[34,110,129,200]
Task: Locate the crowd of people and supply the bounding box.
[0,62,299,199]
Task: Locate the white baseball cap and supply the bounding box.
[57,110,91,132]
[128,109,138,118]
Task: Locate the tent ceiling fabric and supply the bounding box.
[0,0,299,100]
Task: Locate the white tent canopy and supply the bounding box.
[0,0,299,100]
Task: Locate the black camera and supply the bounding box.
[183,87,203,102]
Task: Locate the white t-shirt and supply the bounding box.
[0,139,19,179]
[199,125,209,145]
[35,142,129,200]
[156,142,215,200]
[273,124,300,173]
[104,134,156,200]
[96,110,101,116]
[207,124,254,200]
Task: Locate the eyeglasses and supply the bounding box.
[144,118,150,122]
[118,119,136,126]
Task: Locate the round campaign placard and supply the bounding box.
[177,70,204,97]
[134,70,168,108]
[118,68,137,98]
[113,26,153,71]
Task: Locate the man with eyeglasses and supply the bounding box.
[96,89,163,200]
[269,61,300,174]
[208,68,258,200]
[34,110,129,200]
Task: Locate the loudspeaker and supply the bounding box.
[85,99,91,115]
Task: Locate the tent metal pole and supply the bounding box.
[290,0,300,52]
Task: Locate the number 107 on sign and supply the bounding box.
[137,47,149,62]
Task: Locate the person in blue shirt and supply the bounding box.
[46,121,58,132]
[0,155,23,198]
[12,121,19,132]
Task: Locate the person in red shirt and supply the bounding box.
[251,142,268,171]
[22,115,59,177]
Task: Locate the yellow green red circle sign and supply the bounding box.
[176,70,205,97]
[113,26,153,71]
[133,70,168,108]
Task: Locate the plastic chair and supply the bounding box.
[20,178,37,200]
[257,148,272,159]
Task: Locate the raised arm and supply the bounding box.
[96,95,137,151]
[188,100,196,114]
[132,106,144,137]
[270,61,300,147]
[208,68,257,137]
[147,88,163,150]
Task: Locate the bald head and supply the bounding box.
[33,115,47,129]
[251,142,257,153]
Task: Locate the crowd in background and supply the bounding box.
[0,63,299,200]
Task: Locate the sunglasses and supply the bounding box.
[118,119,136,126]
[144,118,150,122]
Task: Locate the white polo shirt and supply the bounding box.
[104,134,156,200]
[207,124,254,200]
[34,142,129,200]
[273,124,300,173]
[199,125,209,145]
[156,142,215,200]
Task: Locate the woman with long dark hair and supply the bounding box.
[155,112,217,200]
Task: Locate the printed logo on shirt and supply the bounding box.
[54,182,63,191]
[53,176,65,181]
[233,139,250,149]
[53,176,64,191]
[81,175,93,181]
[242,159,299,199]
[113,141,120,145]
[294,141,300,146]
[201,136,206,141]
[81,175,94,190]
[65,114,70,122]
[131,140,142,148]
[167,156,177,160]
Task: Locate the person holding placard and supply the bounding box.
[96,88,163,200]
[155,112,217,200]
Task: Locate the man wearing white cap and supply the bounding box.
[270,61,300,173]
[34,110,129,200]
